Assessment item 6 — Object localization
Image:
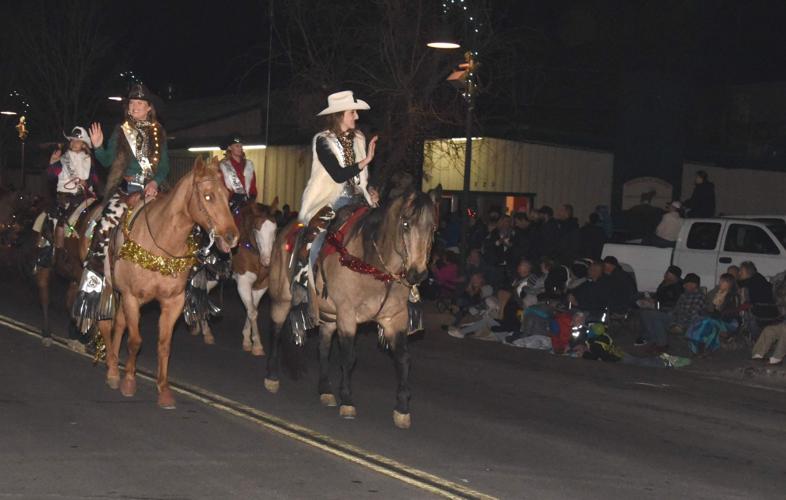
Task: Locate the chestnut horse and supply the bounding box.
[264,187,440,428]
[87,157,238,409]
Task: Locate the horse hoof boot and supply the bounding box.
[251,345,265,357]
[339,405,357,419]
[393,410,411,429]
[106,375,120,390]
[264,378,280,394]
[158,388,177,410]
[242,342,252,352]
[203,335,215,345]
[320,393,337,407]
[120,377,137,398]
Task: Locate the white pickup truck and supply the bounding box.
[602,217,786,292]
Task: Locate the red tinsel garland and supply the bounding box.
[325,233,403,283]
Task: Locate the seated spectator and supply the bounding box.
[685,273,741,355]
[567,258,592,291]
[738,261,777,331]
[494,258,537,333]
[465,248,494,286]
[447,272,494,327]
[636,272,705,351]
[602,256,637,314]
[539,257,569,301]
[752,320,786,365]
[429,249,460,295]
[636,265,683,310]
[648,201,683,247]
[569,262,610,312]
[579,213,607,261]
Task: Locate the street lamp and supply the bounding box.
[428,20,479,270]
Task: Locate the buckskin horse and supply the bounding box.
[264,186,440,429]
[87,156,238,409]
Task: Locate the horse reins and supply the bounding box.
[141,173,218,260]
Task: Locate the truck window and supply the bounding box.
[686,222,721,250]
[723,224,779,255]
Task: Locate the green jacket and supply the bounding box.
[94,128,170,186]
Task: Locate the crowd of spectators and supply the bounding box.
[426,193,783,368]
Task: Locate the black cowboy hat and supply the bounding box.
[125,83,165,118]
[221,133,243,151]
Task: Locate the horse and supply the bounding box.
[264,186,440,429]
[87,156,238,409]
[189,201,277,354]
[33,198,96,346]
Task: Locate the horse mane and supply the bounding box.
[347,188,434,257]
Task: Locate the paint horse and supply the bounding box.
[191,201,277,353]
[87,156,238,409]
[265,186,440,429]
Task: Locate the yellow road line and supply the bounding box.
[0,313,496,500]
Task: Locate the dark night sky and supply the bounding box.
[124,0,786,99]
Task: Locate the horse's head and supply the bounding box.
[390,185,441,286]
[239,201,278,266]
[189,156,239,253]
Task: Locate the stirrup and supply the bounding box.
[72,269,106,335]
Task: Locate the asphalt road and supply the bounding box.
[3,273,786,499]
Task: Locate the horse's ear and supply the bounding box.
[193,155,206,176]
[404,190,417,208]
[270,196,279,212]
[429,184,443,205]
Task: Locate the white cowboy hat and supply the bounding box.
[316,91,370,116]
[64,126,93,149]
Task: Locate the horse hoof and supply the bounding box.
[203,335,215,345]
[242,342,252,352]
[158,388,176,410]
[251,345,265,357]
[264,378,279,394]
[106,375,120,390]
[339,405,357,419]
[393,410,411,429]
[320,394,337,407]
[120,377,137,398]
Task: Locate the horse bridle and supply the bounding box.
[143,171,220,259]
[374,210,436,288]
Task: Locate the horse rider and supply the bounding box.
[219,134,257,214]
[34,126,99,268]
[72,83,170,333]
[292,90,379,306]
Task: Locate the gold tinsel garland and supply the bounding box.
[118,211,198,276]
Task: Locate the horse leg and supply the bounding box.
[391,330,412,429]
[237,273,255,352]
[35,268,52,345]
[120,295,142,398]
[264,299,289,393]
[200,319,215,345]
[318,322,337,407]
[250,287,266,356]
[105,309,126,390]
[337,318,358,419]
[156,294,185,410]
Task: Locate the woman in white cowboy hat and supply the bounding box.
[299,90,378,223]
[291,91,379,293]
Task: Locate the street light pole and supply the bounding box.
[458,51,478,272]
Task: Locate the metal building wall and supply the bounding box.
[683,162,786,215]
[423,138,613,220]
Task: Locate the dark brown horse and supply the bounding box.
[265,186,440,428]
[87,157,238,409]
